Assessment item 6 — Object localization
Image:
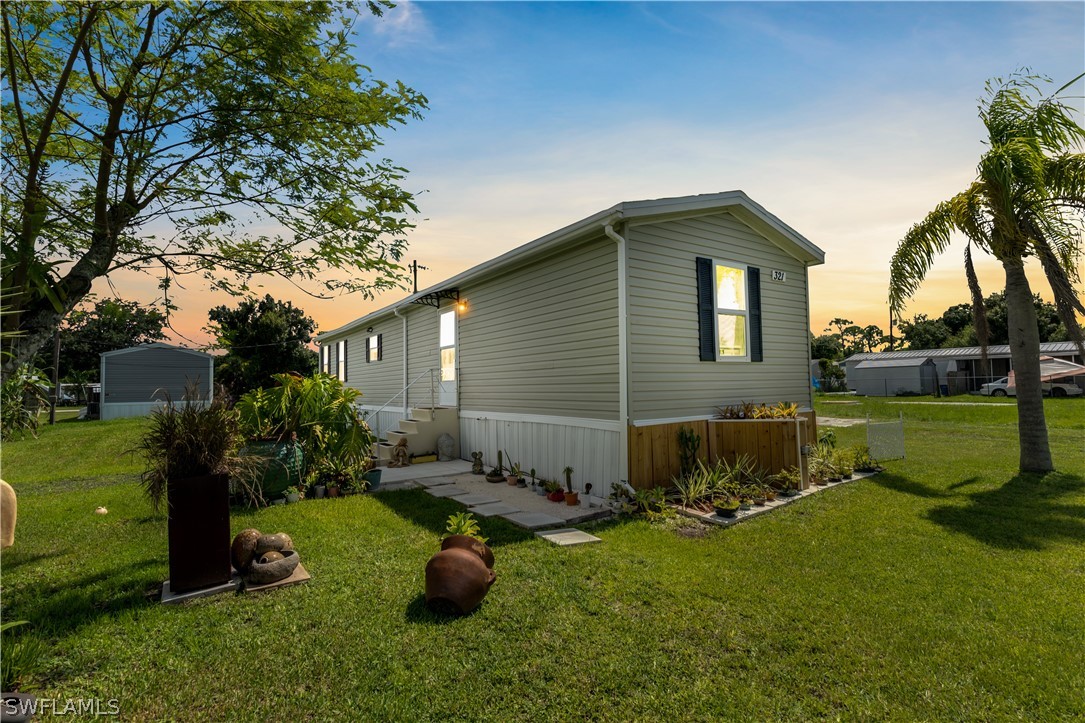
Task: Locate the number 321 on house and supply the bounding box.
[770,270,786,282]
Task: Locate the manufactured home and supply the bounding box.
[99,343,213,420]
[318,192,825,491]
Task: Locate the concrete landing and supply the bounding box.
[428,484,473,498]
[502,511,566,530]
[536,528,601,546]
[469,502,521,517]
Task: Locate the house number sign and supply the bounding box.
[771,270,786,282]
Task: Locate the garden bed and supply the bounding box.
[672,470,879,527]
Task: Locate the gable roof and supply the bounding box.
[854,357,934,369]
[319,191,824,342]
[100,342,212,360]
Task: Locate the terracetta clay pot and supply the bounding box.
[425,535,496,615]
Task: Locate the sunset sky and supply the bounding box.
[106,1,1085,348]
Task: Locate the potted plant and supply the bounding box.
[485,451,506,483]
[545,480,565,502]
[516,467,528,488]
[506,459,522,486]
[284,486,300,503]
[774,466,802,497]
[713,496,740,518]
[134,387,238,594]
[362,457,382,491]
[529,468,538,492]
[536,478,549,496]
[563,466,579,506]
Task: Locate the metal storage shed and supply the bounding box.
[849,357,937,397]
[99,343,213,420]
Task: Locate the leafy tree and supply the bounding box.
[889,72,1085,473]
[36,298,166,380]
[856,324,887,353]
[810,333,843,360]
[898,314,952,350]
[208,295,318,398]
[1,2,426,376]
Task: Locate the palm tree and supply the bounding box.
[889,72,1085,474]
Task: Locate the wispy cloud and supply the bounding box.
[368,0,432,47]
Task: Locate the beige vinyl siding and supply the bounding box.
[627,211,812,420]
[458,234,619,419]
[406,304,440,408]
[321,316,404,407]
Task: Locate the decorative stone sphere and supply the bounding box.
[259,550,284,564]
[231,528,262,572]
[255,532,293,557]
[437,433,455,461]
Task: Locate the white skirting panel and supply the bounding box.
[458,411,621,494]
[100,400,205,421]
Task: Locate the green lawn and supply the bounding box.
[1,399,1083,720]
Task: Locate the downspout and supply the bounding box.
[393,305,408,415]
[604,223,630,484]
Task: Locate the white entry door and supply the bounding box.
[439,309,457,407]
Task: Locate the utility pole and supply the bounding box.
[888,306,895,351]
[408,260,428,294]
[49,329,60,424]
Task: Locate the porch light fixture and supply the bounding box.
[457,300,467,313]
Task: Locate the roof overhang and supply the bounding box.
[100,343,211,360]
[317,191,824,342]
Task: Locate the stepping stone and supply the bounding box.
[455,493,501,506]
[535,528,601,546]
[416,476,458,488]
[501,511,565,530]
[427,485,472,498]
[469,502,521,517]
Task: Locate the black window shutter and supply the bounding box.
[696,257,716,361]
[365,336,370,364]
[748,267,763,362]
[377,334,383,362]
[343,340,348,381]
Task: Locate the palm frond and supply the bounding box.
[889,189,976,313]
[1032,234,1085,359]
[1042,154,1085,213]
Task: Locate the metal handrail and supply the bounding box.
[363,368,449,441]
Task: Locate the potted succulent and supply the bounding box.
[134,387,238,594]
[528,468,538,492]
[516,467,528,488]
[563,466,579,506]
[485,451,506,483]
[713,496,740,518]
[545,480,565,502]
[536,477,549,496]
[506,459,522,486]
[284,486,300,503]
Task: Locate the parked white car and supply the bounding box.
[979,377,1083,397]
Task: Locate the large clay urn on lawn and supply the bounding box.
[425,535,496,615]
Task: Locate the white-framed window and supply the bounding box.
[714,261,749,361]
[321,345,330,374]
[439,310,456,382]
[336,339,347,381]
[366,334,381,363]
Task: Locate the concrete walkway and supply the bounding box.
[374,460,611,530]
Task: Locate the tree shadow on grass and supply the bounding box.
[373,488,534,548]
[927,472,1085,550]
[4,558,160,640]
[872,472,952,499]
